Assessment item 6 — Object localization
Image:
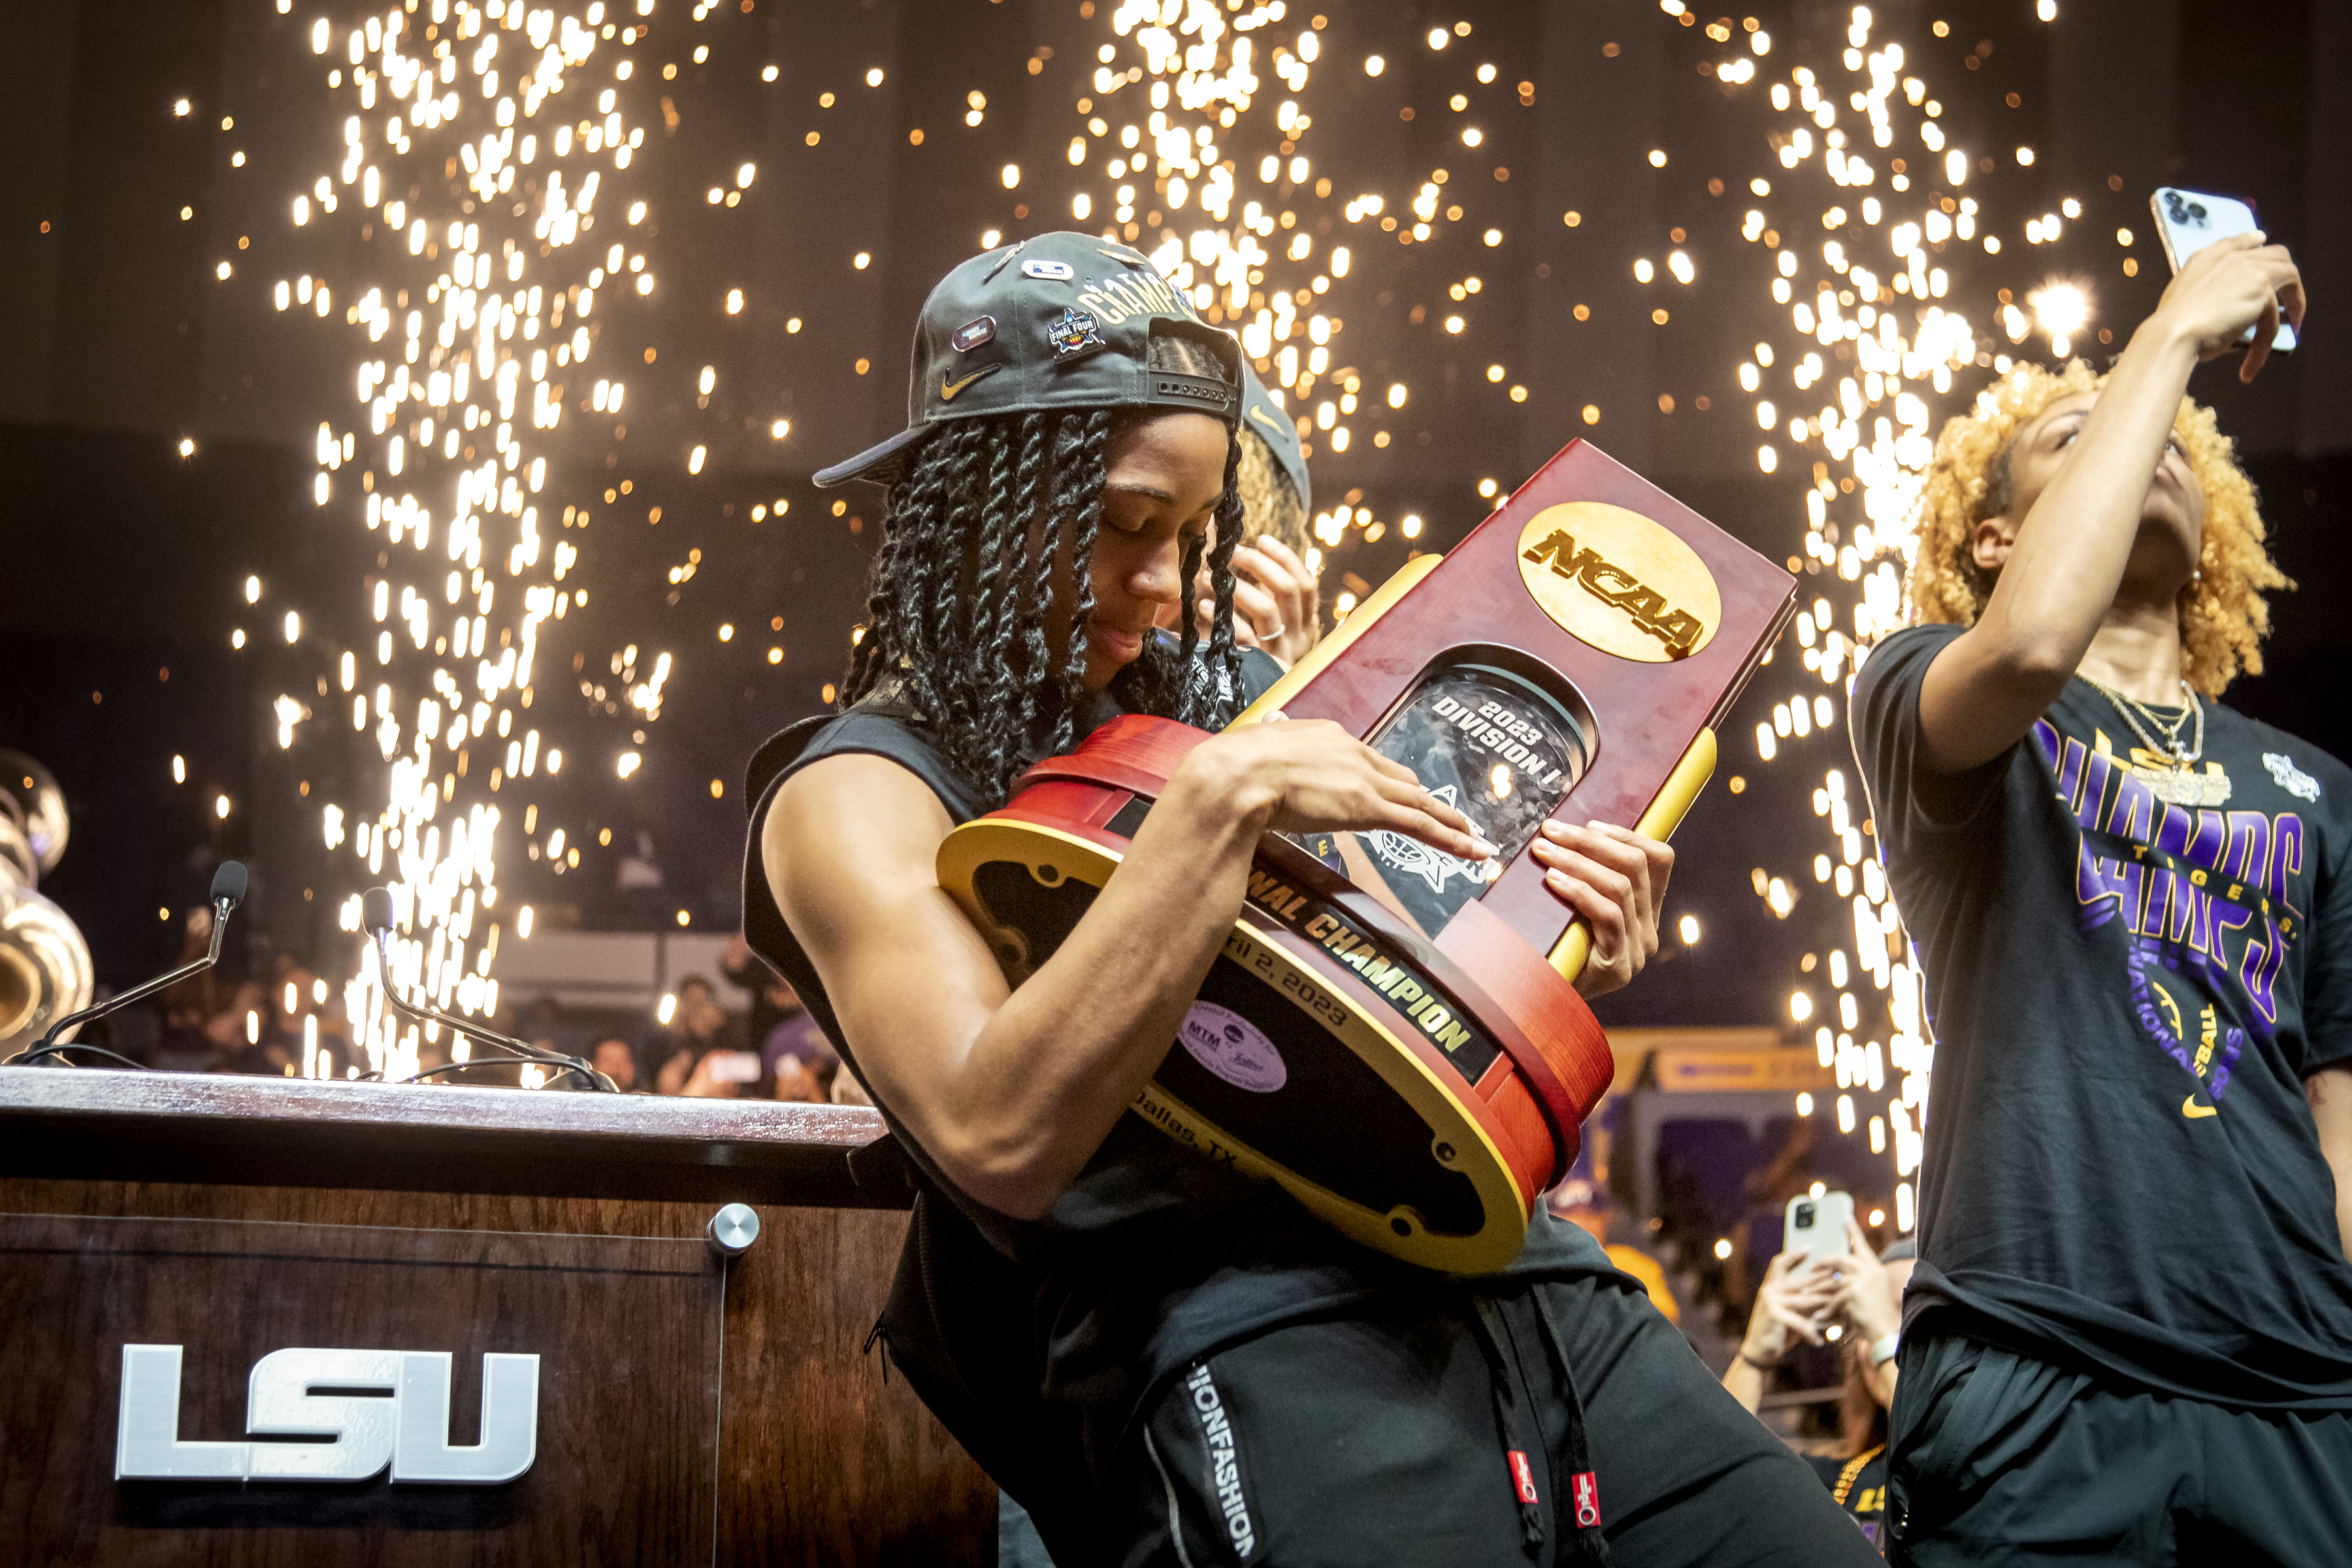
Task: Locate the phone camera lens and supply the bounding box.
[2190,203,2208,221]
[1795,1202,1815,1227]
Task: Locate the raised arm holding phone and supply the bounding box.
[1722,1218,1915,1552]
[1852,231,2352,1563]
[1906,232,2304,772]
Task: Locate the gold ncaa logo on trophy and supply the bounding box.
[1516,502,1724,663]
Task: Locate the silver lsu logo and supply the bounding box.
[116,1345,540,1484]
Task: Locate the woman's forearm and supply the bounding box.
[1915,316,2203,771]
[785,725,1482,1220]
[1971,319,2198,676]
[1723,1286,1795,1416]
[932,753,1277,1214]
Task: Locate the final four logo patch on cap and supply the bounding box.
[1047,306,1105,361]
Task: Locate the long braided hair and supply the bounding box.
[841,343,1249,804]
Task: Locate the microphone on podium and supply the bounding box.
[3,861,248,1070]
[361,887,615,1091]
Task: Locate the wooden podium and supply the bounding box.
[0,1072,992,1566]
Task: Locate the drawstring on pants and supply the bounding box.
[1531,1285,1612,1568]
[1469,1298,1547,1556]
[1469,1292,1614,1568]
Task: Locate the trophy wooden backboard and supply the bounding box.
[937,437,1795,1271]
[1237,438,1796,977]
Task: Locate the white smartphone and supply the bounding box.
[2150,187,2296,351]
[1785,1190,1856,1263]
[706,1049,762,1084]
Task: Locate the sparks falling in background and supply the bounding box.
[1692,0,2099,1233]
[1073,1,1353,592]
[1073,3,1552,612]
[253,0,666,1083]
[1733,3,1983,1235]
[212,0,2121,1139]
[1069,1,2112,1228]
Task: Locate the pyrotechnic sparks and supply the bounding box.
[1717,5,1989,1228]
[1081,1,1445,578]
[1066,0,2082,1223]
[190,0,2099,1152]
[2029,280,2091,358]
[244,0,677,1085]
[1712,3,2115,1225]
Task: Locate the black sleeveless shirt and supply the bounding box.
[739,651,1609,1472]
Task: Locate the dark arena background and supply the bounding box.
[1,0,2349,1552]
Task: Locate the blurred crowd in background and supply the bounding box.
[114,909,857,1104]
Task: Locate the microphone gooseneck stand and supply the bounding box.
[361,886,615,1092]
[2,862,250,1070]
[5,870,614,1092]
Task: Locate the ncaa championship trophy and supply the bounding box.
[939,440,1795,1270]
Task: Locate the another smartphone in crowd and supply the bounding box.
[705,1049,762,1085]
[2151,187,2297,351]
[1786,1190,1856,1262]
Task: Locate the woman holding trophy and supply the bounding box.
[743,233,1876,1565]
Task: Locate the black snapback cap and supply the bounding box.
[815,231,1244,489]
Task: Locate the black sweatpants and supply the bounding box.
[1105,1269,1880,1567]
[1887,1335,2352,1565]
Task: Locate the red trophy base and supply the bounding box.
[940,438,1793,1272]
[939,715,1612,1274]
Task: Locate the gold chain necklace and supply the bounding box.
[2083,676,2229,806]
[2125,691,2191,750]
[1834,1444,1886,1507]
[2087,677,2199,764]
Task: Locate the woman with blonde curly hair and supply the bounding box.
[1905,356,2287,696]
[1850,234,2352,1563]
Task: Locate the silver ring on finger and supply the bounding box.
[1261,621,1284,640]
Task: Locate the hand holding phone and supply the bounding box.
[1750,1245,1845,1352]
[2151,188,2305,373]
[705,1049,762,1085]
[1785,1190,1857,1263]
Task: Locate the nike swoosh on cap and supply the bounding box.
[940,365,1000,402]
